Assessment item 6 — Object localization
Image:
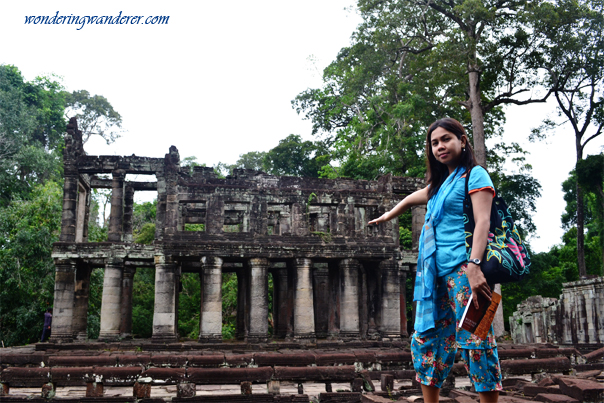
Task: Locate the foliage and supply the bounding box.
[0,65,65,205]
[530,0,603,276]
[86,269,104,339]
[178,273,201,339]
[263,134,330,178]
[64,90,123,144]
[398,209,413,249]
[0,182,62,346]
[222,273,238,339]
[502,167,603,328]
[132,268,155,338]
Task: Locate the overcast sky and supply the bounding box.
[2,1,602,253]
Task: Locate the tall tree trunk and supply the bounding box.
[467,63,505,336]
[468,67,487,167]
[576,141,587,278]
[576,182,587,278]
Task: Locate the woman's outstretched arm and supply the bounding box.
[368,186,429,225]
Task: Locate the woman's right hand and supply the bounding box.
[368,212,391,226]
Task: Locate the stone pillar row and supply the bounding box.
[51,256,401,343]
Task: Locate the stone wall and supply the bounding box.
[510,276,604,345]
[50,118,423,344]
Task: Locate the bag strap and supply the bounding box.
[464,166,473,198]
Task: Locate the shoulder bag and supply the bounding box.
[463,167,531,285]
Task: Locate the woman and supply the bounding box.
[368,118,502,403]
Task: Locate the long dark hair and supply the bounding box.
[425,118,477,199]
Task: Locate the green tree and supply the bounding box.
[0,65,66,205]
[0,182,62,346]
[264,134,330,178]
[64,90,123,144]
[531,0,603,277]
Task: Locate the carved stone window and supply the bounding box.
[267,204,292,236]
[181,201,206,232]
[223,202,250,233]
[354,205,380,237]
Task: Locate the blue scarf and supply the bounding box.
[413,166,463,333]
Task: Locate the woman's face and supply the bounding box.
[430,127,465,172]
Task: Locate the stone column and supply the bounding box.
[152,255,179,342]
[399,269,409,337]
[312,266,329,338]
[50,259,77,342]
[122,186,135,243]
[327,261,340,339]
[73,264,92,340]
[365,264,380,340]
[339,259,360,339]
[75,183,88,243]
[199,257,223,343]
[236,267,248,340]
[120,267,136,338]
[380,260,401,340]
[99,258,123,341]
[411,206,426,250]
[294,258,316,343]
[274,268,289,338]
[107,170,125,242]
[60,173,78,242]
[247,258,268,343]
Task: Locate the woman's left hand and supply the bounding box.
[465,263,491,309]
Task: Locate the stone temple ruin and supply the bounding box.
[50,118,425,345]
[510,277,604,345]
[1,119,602,402]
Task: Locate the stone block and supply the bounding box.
[41,382,55,399]
[0,383,8,396]
[500,357,572,376]
[315,352,356,365]
[49,355,116,367]
[149,354,187,367]
[524,384,563,397]
[583,347,604,363]
[380,374,394,392]
[0,367,50,387]
[118,354,151,367]
[140,367,185,384]
[555,377,604,402]
[267,380,280,395]
[498,349,534,360]
[50,366,93,386]
[376,351,411,364]
[352,350,377,364]
[318,392,362,402]
[241,381,252,395]
[92,366,142,385]
[359,371,375,392]
[0,352,47,366]
[176,382,196,398]
[225,353,254,366]
[86,381,104,397]
[188,367,273,384]
[539,377,556,387]
[534,394,579,403]
[134,381,151,398]
[187,354,225,367]
[254,352,315,367]
[393,369,417,380]
[352,378,364,393]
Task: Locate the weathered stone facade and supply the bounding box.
[50,118,423,343]
[510,276,604,345]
